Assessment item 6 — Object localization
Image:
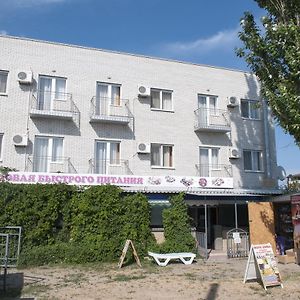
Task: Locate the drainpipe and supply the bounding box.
[263,99,271,178]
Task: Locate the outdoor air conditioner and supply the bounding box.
[49,162,64,173]
[138,85,151,97]
[227,96,238,107]
[13,134,28,147]
[17,71,33,84]
[137,143,151,154]
[229,148,240,159]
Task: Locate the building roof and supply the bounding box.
[122,186,283,196]
[0,34,252,75]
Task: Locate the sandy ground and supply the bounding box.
[1,256,300,300]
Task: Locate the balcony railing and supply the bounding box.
[30,91,79,120]
[89,159,132,175]
[194,108,231,132]
[26,156,77,173]
[195,164,233,177]
[90,96,132,124]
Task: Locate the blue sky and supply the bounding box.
[0,0,299,176]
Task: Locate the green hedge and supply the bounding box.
[0,183,155,266]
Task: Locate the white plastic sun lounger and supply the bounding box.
[148,251,196,267]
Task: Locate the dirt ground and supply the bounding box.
[1,256,300,300]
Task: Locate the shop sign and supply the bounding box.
[3,172,234,189]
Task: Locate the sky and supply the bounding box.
[0,0,299,176]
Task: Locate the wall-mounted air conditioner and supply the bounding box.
[138,85,151,97]
[227,96,238,107]
[49,162,64,173]
[13,134,28,147]
[137,142,150,154]
[229,148,240,159]
[17,71,33,84]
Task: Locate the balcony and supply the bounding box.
[30,91,79,121]
[195,164,233,177]
[26,156,77,173]
[194,108,231,133]
[89,96,132,124]
[89,159,132,175]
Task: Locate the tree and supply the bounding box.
[237,0,300,145]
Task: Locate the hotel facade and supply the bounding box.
[0,35,282,252]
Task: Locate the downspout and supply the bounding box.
[262,99,271,178]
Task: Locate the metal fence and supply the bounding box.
[226,228,249,258]
[0,227,22,290]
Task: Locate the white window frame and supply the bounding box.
[199,147,220,177]
[96,82,122,106]
[150,88,173,112]
[95,140,121,166]
[241,99,260,120]
[0,133,3,161]
[243,150,263,172]
[0,70,8,95]
[151,143,174,168]
[33,136,64,172]
[38,75,67,110]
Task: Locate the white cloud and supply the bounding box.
[160,26,240,57]
[0,30,8,35]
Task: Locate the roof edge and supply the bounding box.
[0,34,253,74]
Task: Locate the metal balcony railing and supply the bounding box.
[194,108,231,132]
[30,91,79,120]
[195,164,233,177]
[90,96,132,124]
[26,156,77,173]
[88,159,132,175]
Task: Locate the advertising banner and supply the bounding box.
[244,243,283,290]
[3,172,234,189]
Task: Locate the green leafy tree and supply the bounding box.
[237,0,300,144]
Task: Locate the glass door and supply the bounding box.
[199,148,209,176]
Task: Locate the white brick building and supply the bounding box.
[0,35,282,251]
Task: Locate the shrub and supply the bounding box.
[159,193,196,253]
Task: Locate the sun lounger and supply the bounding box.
[148,251,196,267]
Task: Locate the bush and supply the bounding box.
[158,193,196,253]
[0,183,75,247]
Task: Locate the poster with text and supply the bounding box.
[252,244,282,289]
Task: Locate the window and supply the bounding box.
[151,144,173,168]
[150,89,173,111]
[95,140,121,174]
[0,71,8,94]
[95,83,121,115]
[33,136,64,172]
[0,133,3,160]
[243,150,263,171]
[199,147,219,176]
[38,76,67,110]
[241,99,260,119]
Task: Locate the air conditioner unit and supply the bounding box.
[227,96,238,107]
[137,142,150,154]
[138,85,151,97]
[49,162,64,173]
[13,134,28,147]
[17,71,33,84]
[229,148,240,159]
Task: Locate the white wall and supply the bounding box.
[0,35,278,189]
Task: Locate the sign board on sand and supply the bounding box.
[244,243,283,290]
